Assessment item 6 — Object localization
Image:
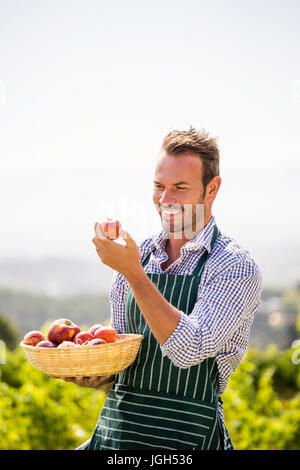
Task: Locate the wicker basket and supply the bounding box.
[20,334,144,377]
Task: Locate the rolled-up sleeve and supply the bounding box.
[160,260,262,368]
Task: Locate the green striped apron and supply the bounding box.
[87,225,233,450]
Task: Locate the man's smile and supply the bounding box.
[159,205,183,216]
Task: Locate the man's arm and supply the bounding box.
[159,260,262,368]
[126,260,262,368]
[92,225,261,369]
[50,375,116,388]
[126,267,182,345]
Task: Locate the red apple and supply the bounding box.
[99,218,121,240]
[88,323,104,336]
[47,318,80,345]
[94,326,117,343]
[36,340,57,348]
[89,338,107,346]
[23,330,46,346]
[73,331,94,345]
[57,341,78,349]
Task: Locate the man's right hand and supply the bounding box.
[50,375,115,388]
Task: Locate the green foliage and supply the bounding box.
[1,343,300,449]
[223,345,300,450]
[0,346,106,450]
[0,312,21,350]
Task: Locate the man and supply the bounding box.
[58,127,262,450]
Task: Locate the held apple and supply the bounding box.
[23,331,46,346]
[36,340,57,348]
[94,326,117,343]
[73,331,94,345]
[47,318,80,345]
[99,218,121,240]
[88,323,104,336]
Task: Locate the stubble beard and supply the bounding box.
[159,199,205,240]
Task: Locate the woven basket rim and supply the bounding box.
[20,333,144,351]
[20,333,144,377]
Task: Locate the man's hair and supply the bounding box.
[160,126,220,196]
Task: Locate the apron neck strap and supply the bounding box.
[192,224,220,277]
[141,224,220,273]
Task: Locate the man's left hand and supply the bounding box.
[92,222,143,279]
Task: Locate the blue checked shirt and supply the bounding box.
[108,215,262,447]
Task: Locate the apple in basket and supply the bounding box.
[94,326,117,343]
[36,340,57,348]
[89,338,106,346]
[88,323,104,336]
[23,330,46,346]
[73,331,94,345]
[57,341,78,349]
[47,318,80,345]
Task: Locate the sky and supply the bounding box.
[1,0,300,286]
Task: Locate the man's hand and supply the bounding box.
[92,222,144,280]
[50,375,115,388]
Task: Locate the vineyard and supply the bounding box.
[0,342,299,450]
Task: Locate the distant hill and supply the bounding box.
[0,257,114,296]
[0,283,299,351]
[0,287,111,338]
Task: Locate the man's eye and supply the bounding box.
[154,186,187,190]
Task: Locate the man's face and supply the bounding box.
[152,151,206,239]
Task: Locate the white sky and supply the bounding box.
[0,0,300,285]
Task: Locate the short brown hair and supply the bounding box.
[161,126,220,196]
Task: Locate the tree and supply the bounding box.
[0,312,21,350]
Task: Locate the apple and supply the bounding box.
[88,323,104,336]
[57,341,78,349]
[99,218,121,240]
[47,318,80,345]
[36,340,57,348]
[94,326,117,343]
[23,331,46,346]
[89,338,107,346]
[73,331,94,345]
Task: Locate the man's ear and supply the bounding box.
[206,176,221,201]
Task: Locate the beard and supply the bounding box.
[159,198,205,240]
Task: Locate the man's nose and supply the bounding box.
[159,189,177,205]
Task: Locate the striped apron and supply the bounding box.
[87,225,233,450]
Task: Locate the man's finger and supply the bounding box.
[95,222,107,240]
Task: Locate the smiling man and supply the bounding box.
[69,127,262,450]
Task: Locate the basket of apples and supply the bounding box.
[20,319,143,377]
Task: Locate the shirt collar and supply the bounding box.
[150,215,216,254]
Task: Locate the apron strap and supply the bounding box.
[192,224,220,277]
[141,224,220,275]
[141,249,154,268]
